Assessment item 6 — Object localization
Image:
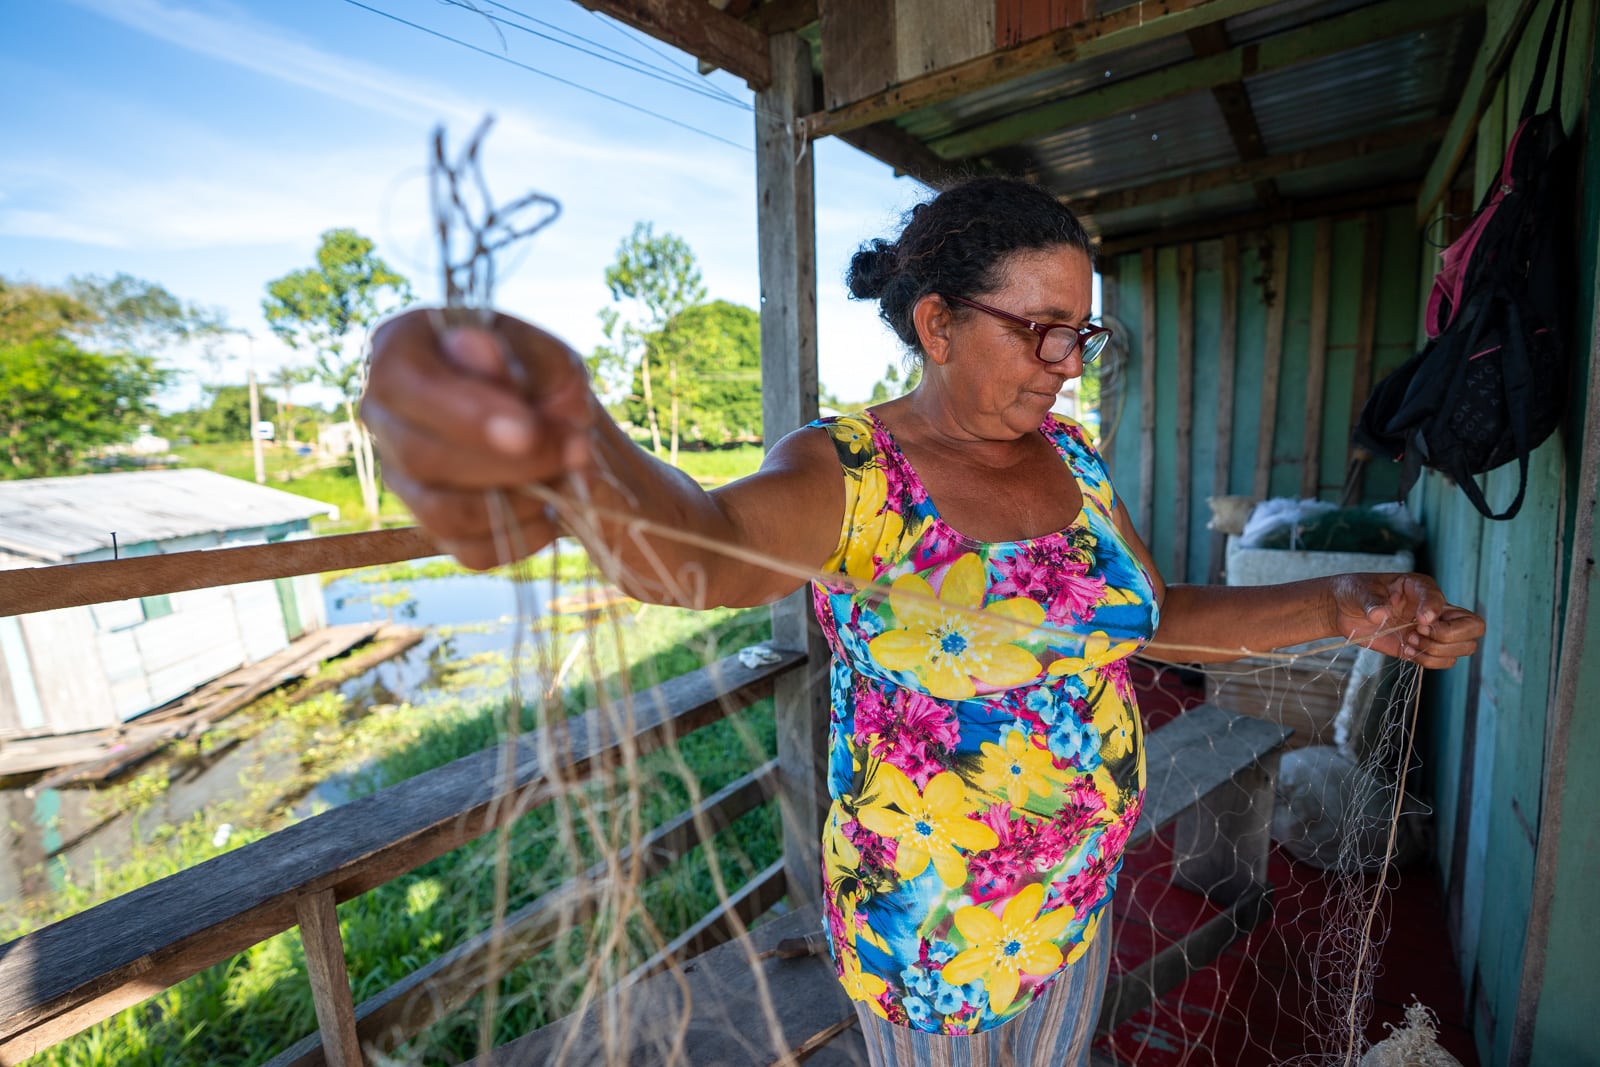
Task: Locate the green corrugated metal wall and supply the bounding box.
[1098,3,1597,1063]
[1100,208,1422,583]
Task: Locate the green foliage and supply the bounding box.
[596,223,707,457]
[18,604,779,1066]
[865,360,922,406]
[161,384,280,444]
[67,273,227,355]
[0,337,174,478]
[623,300,761,446]
[0,278,91,347]
[0,272,223,478]
[261,228,412,401]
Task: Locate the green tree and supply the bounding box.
[263,229,412,524]
[600,222,707,463]
[865,361,922,406]
[625,300,762,447]
[68,272,226,354]
[188,384,281,444]
[0,337,173,478]
[0,273,217,478]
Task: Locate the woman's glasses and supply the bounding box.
[941,293,1112,365]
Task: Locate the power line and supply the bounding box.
[445,0,752,110]
[338,0,753,153]
[579,5,748,108]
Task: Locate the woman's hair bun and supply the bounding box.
[846,239,898,300]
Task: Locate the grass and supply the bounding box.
[14,603,780,1067]
[667,443,764,485]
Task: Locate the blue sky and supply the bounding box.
[1,0,926,409]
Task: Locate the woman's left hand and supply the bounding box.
[1330,573,1485,669]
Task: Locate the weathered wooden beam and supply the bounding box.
[1416,0,1539,224]
[294,891,362,1067]
[1209,234,1240,584]
[1302,216,1333,499]
[1187,21,1280,210]
[574,0,773,90]
[837,120,967,187]
[928,0,1482,160]
[739,0,816,35]
[798,0,1282,141]
[1254,225,1289,501]
[0,652,802,1062]
[1139,247,1158,537]
[0,527,436,617]
[1067,119,1446,219]
[622,861,786,985]
[267,763,780,1067]
[1175,244,1195,583]
[1094,180,1417,257]
[756,31,832,911]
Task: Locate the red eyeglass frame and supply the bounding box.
[941,293,1111,364]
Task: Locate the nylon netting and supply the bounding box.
[6,120,1470,1067]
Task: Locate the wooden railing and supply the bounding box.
[0,530,810,1066]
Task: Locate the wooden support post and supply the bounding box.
[1139,247,1158,536]
[1302,217,1332,499]
[1171,753,1281,905]
[295,890,363,1067]
[1174,245,1195,583]
[1253,225,1288,501]
[1208,235,1240,584]
[757,31,830,909]
[1346,212,1384,503]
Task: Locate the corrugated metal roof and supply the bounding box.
[1246,20,1477,154]
[0,470,337,564]
[877,0,1481,241]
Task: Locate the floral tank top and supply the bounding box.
[810,410,1159,1035]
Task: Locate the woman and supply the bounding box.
[361,178,1484,1065]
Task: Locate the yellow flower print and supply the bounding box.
[825,812,863,885]
[856,765,999,887]
[1046,630,1140,678]
[840,950,889,1015]
[1099,585,1145,606]
[942,883,1075,1013]
[975,731,1073,807]
[837,420,873,456]
[1065,909,1101,966]
[1093,686,1136,762]
[869,553,1044,699]
[841,466,905,584]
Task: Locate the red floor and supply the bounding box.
[1093,665,1479,1067]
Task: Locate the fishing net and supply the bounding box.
[0,120,1473,1067]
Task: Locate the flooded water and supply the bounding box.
[0,557,596,920]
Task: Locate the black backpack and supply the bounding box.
[1353,0,1578,520]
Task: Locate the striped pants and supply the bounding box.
[852,912,1112,1067]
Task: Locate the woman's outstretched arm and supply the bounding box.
[361,310,844,609]
[1108,502,1483,668]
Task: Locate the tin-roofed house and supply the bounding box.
[0,469,336,739]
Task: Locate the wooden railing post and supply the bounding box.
[757,30,830,908]
[295,889,363,1067]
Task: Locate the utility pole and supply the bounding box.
[248,365,266,484]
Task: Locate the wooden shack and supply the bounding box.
[0,469,334,738]
[0,2,1595,1066]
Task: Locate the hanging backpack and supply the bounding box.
[1352,0,1578,520]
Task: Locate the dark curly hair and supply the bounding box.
[846,177,1092,357]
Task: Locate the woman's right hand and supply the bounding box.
[360,308,597,569]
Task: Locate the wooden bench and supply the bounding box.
[488,702,1292,1066]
